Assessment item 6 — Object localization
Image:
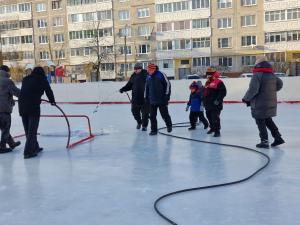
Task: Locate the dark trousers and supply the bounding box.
[255,118,281,142]
[189,111,209,128]
[150,105,172,132]
[0,113,12,147]
[206,110,221,131]
[131,103,149,128]
[22,115,40,155]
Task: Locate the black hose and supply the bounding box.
[154,122,271,225]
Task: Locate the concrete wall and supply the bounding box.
[46,77,300,103]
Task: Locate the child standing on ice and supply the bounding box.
[186,81,209,130]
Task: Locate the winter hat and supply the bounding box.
[189,81,199,90]
[197,80,203,88]
[206,67,216,76]
[134,63,143,70]
[0,65,10,72]
[255,55,268,66]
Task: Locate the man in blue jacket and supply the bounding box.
[145,64,172,135]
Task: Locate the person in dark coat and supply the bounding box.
[186,81,209,130]
[145,64,172,135]
[243,56,284,148]
[119,63,149,131]
[203,67,227,137]
[0,65,21,153]
[19,67,56,159]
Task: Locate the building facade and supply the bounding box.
[1,0,300,80]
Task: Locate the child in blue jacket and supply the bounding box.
[186,81,209,130]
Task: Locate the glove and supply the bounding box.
[119,89,123,94]
[242,99,251,107]
[186,105,190,112]
[164,95,170,104]
[213,100,219,106]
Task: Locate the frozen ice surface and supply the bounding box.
[0,104,299,225]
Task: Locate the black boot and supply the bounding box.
[24,153,38,159]
[207,129,214,134]
[256,140,269,149]
[8,141,21,150]
[141,127,147,131]
[37,147,43,153]
[213,131,221,137]
[167,126,172,133]
[0,146,12,154]
[149,131,158,136]
[271,137,285,147]
[204,124,208,129]
[188,127,196,130]
[136,123,142,129]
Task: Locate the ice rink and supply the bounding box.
[0,103,299,225]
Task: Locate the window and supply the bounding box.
[192,18,210,29]
[242,56,256,66]
[119,27,131,37]
[218,57,232,67]
[97,10,112,20]
[0,4,18,14]
[137,26,151,36]
[174,20,190,30]
[82,12,96,22]
[100,46,113,53]
[265,32,286,43]
[287,8,300,20]
[40,51,49,60]
[158,59,174,69]
[120,63,133,72]
[265,10,286,22]
[174,39,191,49]
[287,30,300,41]
[217,0,232,9]
[39,35,49,44]
[241,0,256,6]
[21,35,33,44]
[36,3,46,12]
[37,19,47,28]
[54,34,64,43]
[101,63,114,71]
[137,8,150,18]
[157,23,172,32]
[5,36,21,45]
[119,10,130,20]
[156,1,189,13]
[192,37,210,48]
[138,44,151,54]
[68,0,110,6]
[157,41,173,51]
[218,18,232,29]
[218,37,232,48]
[20,20,33,29]
[193,57,210,67]
[242,35,256,46]
[241,15,256,27]
[120,46,132,55]
[19,3,31,12]
[192,0,210,9]
[71,48,81,57]
[173,1,189,11]
[55,50,65,59]
[23,51,34,59]
[84,47,92,56]
[52,0,62,10]
[52,17,63,27]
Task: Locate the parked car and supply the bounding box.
[240,73,253,78]
[186,74,201,80]
[274,72,286,77]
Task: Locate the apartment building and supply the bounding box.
[113,0,156,79]
[32,0,69,67]
[0,0,34,67]
[211,0,264,73]
[155,0,211,79]
[66,0,114,80]
[264,0,300,75]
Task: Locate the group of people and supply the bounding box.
[0,65,55,158]
[121,56,285,149]
[120,63,227,137]
[0,56,285,159]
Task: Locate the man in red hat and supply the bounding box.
[145,64,172,135]
[203,67,227,137]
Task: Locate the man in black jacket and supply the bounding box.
[119,63,149,131]
[145,64,172,135]
[19,67,56,159]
